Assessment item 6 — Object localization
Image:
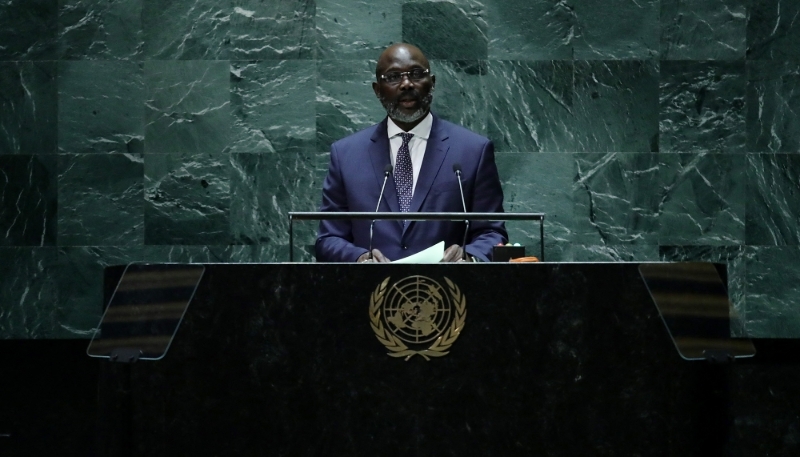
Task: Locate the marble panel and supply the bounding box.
[486,0,576,60]
[144,60,230,154]
[0,0,57,60]
[58,0,143,59]
[573,60,659,152]
[564,244,660,262]
[659,245,747,336]
[140,245,225,263]
[745,154,800,245]
[660,61,746,153]
[746,60,800,153]
[430,60,487,136]
[316,59,386,151]
[495,152,573,259]
[230,60,316,154]
[229,152,327,262]
[142,0,315,60]
[747,0,800,60]
[57,153,143,246]
[54,246,119,337]
[573,153,663,245]
[660,0,746,60]
[144,152,230,245]
[0,247,58,338]
[402,1,488,60]
[0,155,57,246]
[486,60,574,152]
[0,61,57,155]
[657,154,745,245]
[743,246,800,337]
[55,245,217,338]
[571,0,659,59]
[58,60,144,154]
[315,0,401,59]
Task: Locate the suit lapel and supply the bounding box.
[369,119,401,213]
[409,115,449,214]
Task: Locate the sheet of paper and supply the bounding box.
[392,241,444,264]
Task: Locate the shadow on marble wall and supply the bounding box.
[1,0,799,338]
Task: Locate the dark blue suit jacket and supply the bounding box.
[315,115,507,262]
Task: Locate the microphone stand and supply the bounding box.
[369,164,393,261]
[453,164,470,262]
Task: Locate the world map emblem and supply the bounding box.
[369,276,466,361]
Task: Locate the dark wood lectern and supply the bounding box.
[92,263,790,457]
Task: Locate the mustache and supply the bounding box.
[398,92,420,101]
[381,92,432,108]
[379,92,434,124]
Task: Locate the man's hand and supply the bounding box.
[357,249,391,263]
[441,244,466,262]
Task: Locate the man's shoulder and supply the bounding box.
[434,116,490,145]
[332,121,384,149]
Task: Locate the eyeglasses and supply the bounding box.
[379,68,430,85]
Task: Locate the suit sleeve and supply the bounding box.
[315,142,369,262]
[464,139,508,261]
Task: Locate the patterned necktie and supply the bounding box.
[394,132,414,213]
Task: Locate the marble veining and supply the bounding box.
[144,60,230,154]
[747,0,800,60]
[487,0,576,60]
[58,60,145,154]
[57,153,144,246]
[229,151,326,262]
[745,154,800,245]
[0,155,57,246]
[0,61,58,155]
[58,0,143,60]
[659,60,746,153]
[2,0,800,338]
[487,60,574,152]
[316,0,401,59]
[660,0,746,60]
[142,0,315,60]
[144,152,230,245]
[229,60,316,154]
[0,247,58,338]
[573,60,660,153]
[746,60,800,152]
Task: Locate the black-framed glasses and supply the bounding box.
[379,68,430,85]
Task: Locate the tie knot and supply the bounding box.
[400,133,413,144]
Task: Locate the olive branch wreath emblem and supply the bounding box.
[369,276,467,361]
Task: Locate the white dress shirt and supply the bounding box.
[387,112,433,196]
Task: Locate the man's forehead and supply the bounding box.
[377,45,429,71]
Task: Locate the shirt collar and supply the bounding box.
[386,112,433,141]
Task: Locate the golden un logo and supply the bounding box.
[369,276,466,361]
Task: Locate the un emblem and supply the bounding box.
[369,276,466,361]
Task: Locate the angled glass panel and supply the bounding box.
[639,262,755,361]
[87,263,205,361]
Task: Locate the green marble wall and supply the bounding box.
[1,0,799,338]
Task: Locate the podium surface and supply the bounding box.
[95,263,779,456]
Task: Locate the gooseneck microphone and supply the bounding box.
[369,164,394,260]
[452,163,470,261]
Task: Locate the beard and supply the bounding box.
[380,91,434,124]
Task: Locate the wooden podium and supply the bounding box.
[93,263,768,456]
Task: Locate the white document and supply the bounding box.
[392,241,445,264]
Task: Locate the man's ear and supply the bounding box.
[372,81,380,98]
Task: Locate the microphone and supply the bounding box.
[369,164,393,260]
[452,163,470,261]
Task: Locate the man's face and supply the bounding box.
[372,45,435,129]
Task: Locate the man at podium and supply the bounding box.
[315,43,507,263]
